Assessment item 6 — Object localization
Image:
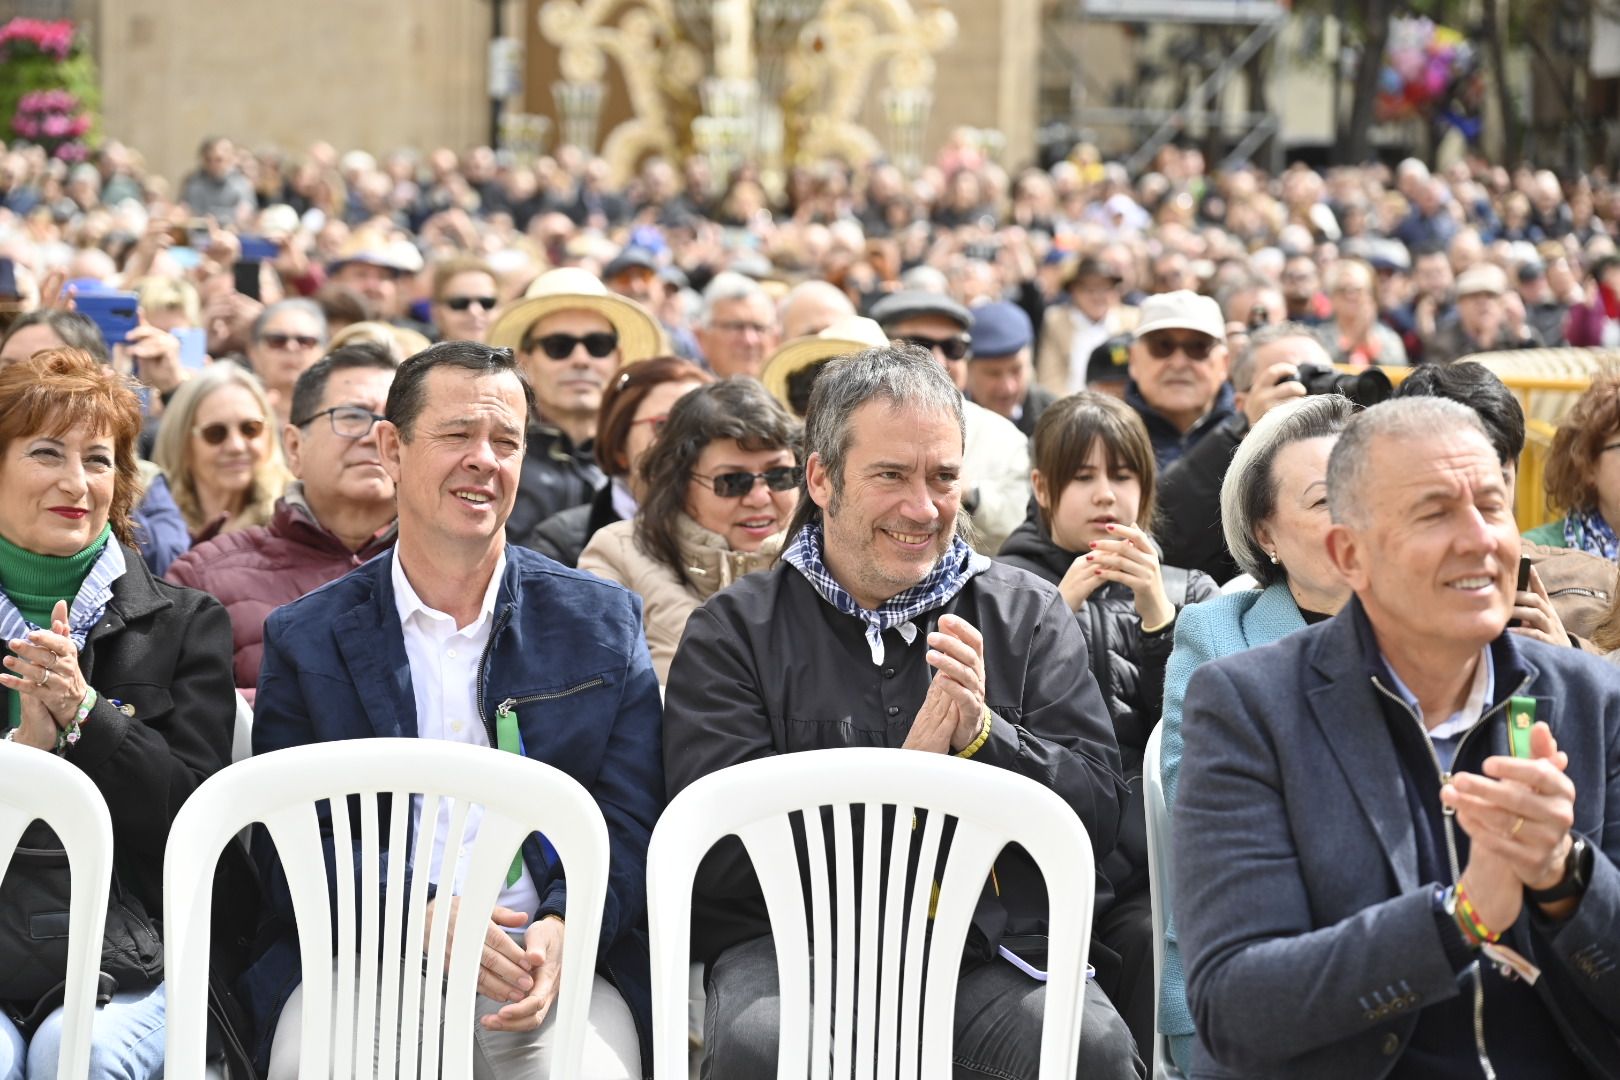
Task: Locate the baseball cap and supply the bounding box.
[1132,290,1225,341]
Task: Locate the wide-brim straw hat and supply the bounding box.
[761,315,889,418]
[488,266,667,362]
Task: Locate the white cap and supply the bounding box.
[1132,290,1226,341]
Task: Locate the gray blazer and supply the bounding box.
[1174,599,1620,1079]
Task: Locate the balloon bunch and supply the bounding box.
[1374,17,1481,128]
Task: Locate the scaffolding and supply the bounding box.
[1052,0,1290,173]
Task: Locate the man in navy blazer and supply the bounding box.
[1175,397,1620,1079]
[242,341,662,1078]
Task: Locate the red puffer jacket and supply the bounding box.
[165,484,396,697]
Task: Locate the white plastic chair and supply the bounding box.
[162,738,610,1080]
[0,741,115,1080]
[230,692,252,765]
[1143,724,1185,1080]
[647,747,1095,1080]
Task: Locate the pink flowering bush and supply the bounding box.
[0,18,100,163]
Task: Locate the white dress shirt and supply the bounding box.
[392,548,541,917]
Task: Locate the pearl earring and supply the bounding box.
[1268,551,1280,565]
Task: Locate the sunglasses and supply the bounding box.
[261,332,321,350]
[691,466,803,498]
[524,332,619,360]
[1142,334,1217,361]
[444,295,497,313]
[194,419,266,446]
[897,334,971,361]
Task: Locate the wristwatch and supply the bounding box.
[1526,835,1593,904]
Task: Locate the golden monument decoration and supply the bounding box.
[538,0,956,185]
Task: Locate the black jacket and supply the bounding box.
[995,517,1217,771]
[663,559,1126,965]
[522,482,623,568]
[1152,412,1247,585]
[64,545,237,921]
[507,422,605,543]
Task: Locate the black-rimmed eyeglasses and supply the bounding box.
[294,405,385,438]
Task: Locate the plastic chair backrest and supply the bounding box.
[647,747,1095,1080]
[0,742,115,1080]
[162,738,610,1080]
[1143,724,1184,1080]
[230,692,252,765]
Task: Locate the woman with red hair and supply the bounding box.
[0,349,237,1078]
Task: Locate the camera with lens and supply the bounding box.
[1280,363,1393,407]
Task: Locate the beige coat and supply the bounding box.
[1035,303,1139,396]
[578,514,783,682]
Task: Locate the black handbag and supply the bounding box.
[0,822,164,1035]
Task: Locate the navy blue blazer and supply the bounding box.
[239,545,663,1073]
[1175,599,1620,1079]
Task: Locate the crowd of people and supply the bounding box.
[1,128,1619,1080]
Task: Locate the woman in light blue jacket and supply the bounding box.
[1158,394,1356,1071]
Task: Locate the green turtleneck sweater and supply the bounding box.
[1,525,111,730]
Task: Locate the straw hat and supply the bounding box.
[760,315,888,417]
[488,267,667,362]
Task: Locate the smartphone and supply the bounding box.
[76,291,140,347]
[0,257,17,299]
[237,235,278,262]
[232,259,262,302]
[1508,555,1533,629]
[172,327,208,371]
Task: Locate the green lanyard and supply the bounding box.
[494,700,523,887]
[1508,696,1536,760]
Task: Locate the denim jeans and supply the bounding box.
[702,934,1144,1080]
[1,981,166,1080]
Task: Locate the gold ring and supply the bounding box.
[1510,816,1526,838]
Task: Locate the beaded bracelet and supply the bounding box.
[955,707,994,760]
[54,686,96,755]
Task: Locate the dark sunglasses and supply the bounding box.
[691,466,803,498]
[1142,334,1217,361]
[261,332,322,350]
[444,295,498,312]
[194,419,266,446]
[524,332,619,360]
[897,333,971,361]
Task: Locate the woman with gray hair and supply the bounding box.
[1154,392,1356,1072]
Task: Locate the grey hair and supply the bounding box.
[250,298,328,345]
[699,271,766,327]
[1326,397,1488,528]
[1230,320,1323,393]
[785,343,967,540]
[1221,395,1357,585]
[898,265,949,294]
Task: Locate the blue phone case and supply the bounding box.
[76,292,140,347]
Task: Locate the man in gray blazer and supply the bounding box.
[1175,397,1620,1079]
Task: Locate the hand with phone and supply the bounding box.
[1508,561,1572,648]
[121,319,188,395]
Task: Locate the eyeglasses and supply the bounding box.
[691,466,803,498]
[444,295,497,313]
[629,413,669,434]
[295,405,385,438]
[1142,333,1217,361]
[261,333,322,350]
[897,333,971,361]
[194,419,266,446]
[524,332,619,360]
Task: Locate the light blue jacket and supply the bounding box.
[1157,583,1305,1041]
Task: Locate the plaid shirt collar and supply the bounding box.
[782,522,990,664]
